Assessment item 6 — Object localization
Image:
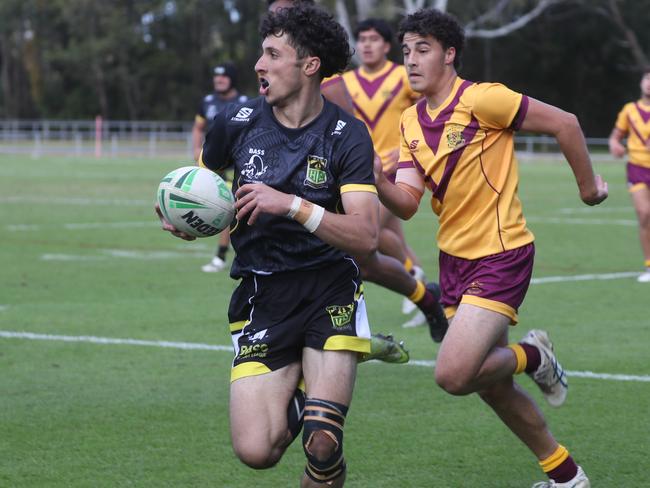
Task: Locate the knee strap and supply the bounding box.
[302,398,348,483]
[287,388,306,444]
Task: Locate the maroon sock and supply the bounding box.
[547,456,578,483]
[415,289,435,313]
[520,343,541,374]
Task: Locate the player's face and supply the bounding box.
[401,33,455,96]
[213,75,232,94]
[356,29,390,69]
[255,33,304,106]
[641,73,650,98]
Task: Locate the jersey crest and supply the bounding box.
[304,155,328,188]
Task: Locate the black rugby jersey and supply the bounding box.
[196,92,249,126]
[202,97,375,278]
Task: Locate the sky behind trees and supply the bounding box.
[0,0,647,136]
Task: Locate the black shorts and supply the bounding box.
[228,258,371,382]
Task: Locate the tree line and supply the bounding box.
[0,0,647,136]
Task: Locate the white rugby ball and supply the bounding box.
[157,166,235,237]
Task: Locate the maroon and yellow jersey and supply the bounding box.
[397,77,534,259]
[615,101,650,168]
[328,62,418,171]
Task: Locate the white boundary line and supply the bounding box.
[530,271,641,284]
[1,330,648,383]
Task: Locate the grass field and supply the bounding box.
[1,153,649,487]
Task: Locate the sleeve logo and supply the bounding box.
[231,107,253,122]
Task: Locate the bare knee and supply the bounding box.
[638,209,650,229]
[232,440,283,470]
[434,366,474,396]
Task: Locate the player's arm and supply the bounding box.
[520,97,608,206]
[374,161,423,220]
[608,127,627,158]
[234,185,379,258]
[192,116,207,163]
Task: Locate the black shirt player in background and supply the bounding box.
[192,62,248,273]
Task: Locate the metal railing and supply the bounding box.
[0,119,614,161]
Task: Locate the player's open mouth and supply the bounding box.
[259,78,270,96]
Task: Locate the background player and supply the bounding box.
[374,8,607,487]
[326,18,429,326]
[608,68,650,283]
[192,62,248,273]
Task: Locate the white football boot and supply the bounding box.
[531,465,590,487]
[637,269,650,283]
[201,256,226,273]
[520,329,568,407]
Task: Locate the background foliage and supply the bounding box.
[0,0,648,135]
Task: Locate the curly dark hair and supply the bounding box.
[259,4,352,79]
[398,8,465,70]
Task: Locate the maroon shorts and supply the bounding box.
[626,162,650,191]
[438,243,535,324]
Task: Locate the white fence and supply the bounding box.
[0,119,613,160]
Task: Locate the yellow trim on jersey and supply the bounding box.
[340,183,377,194]
[645,259,650,267]
[629,182,647,193]
[539,445,569,473]
[460,295,519,325]
[323,335,371,353]
[198,149,206,168]
[508,344,527,375]
[444,305,457,320]
[229,320,247,333]
[230,362,272,382]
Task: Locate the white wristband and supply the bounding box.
[286,196,302,218]
[303,204,325,233]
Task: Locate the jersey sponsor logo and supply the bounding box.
[304,155,328,188]
[237,329,269,359]
[446,123,466,149]
[248,147,265,156]
[326,304,354,328]
[241,154,268,181]
[331,119,347,135]
[465,280,483,295]
[409,139,419,150]
[232,107,253,122]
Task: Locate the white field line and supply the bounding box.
[1,330,649,383]
[559,206,633,214]
[530,271,641,284]
[41,248,209,261]
[527,217,637,226]
[7,221,158,232]
[0,196,149,206]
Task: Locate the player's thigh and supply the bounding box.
[436,303,510,378]
[302,348,357,405]
[230,362,302,447]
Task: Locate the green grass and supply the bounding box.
[1,153,649,487]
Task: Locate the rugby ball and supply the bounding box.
[157,166,235,237]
